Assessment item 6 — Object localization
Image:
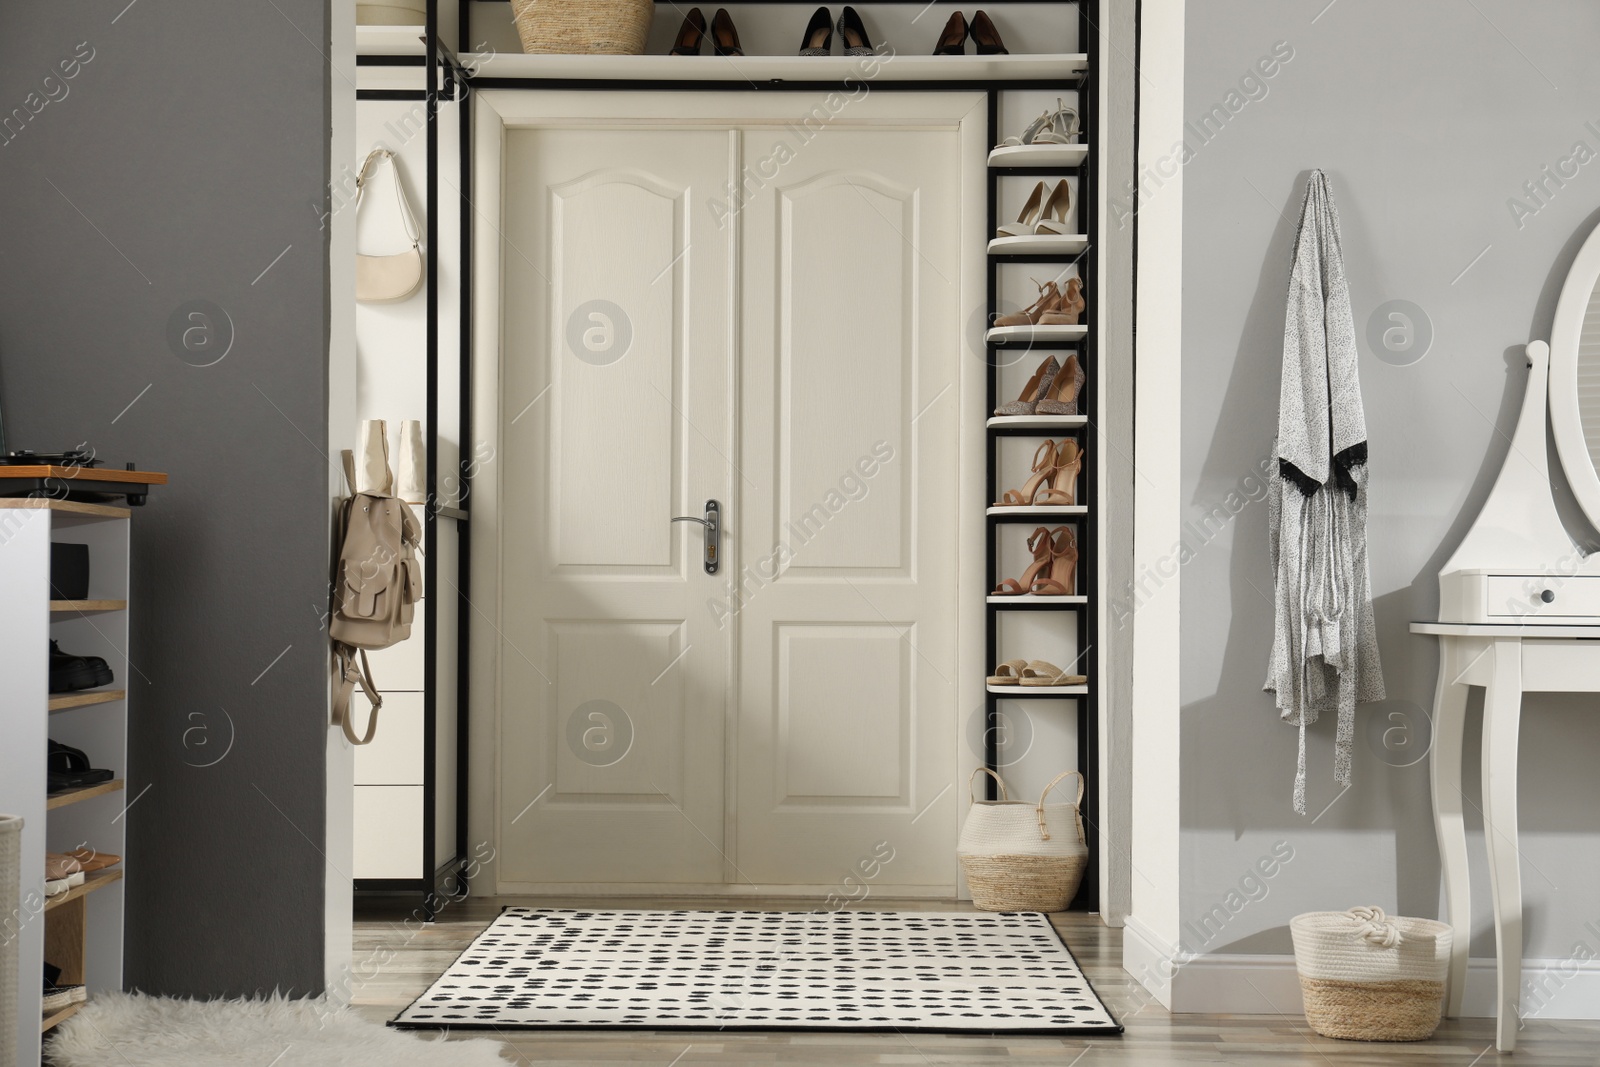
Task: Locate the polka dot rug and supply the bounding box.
[391,907,1123,1034]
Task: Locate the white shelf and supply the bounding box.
[986,414,1087,429]
[356,24,426,56]
[986,324,1088,345]
[987,594,1088,604]
[986,505,1087,516]
[465,51,1088,84]
[988,684,1088,696]
[988,144,1089,168]
[989,233,1089,256]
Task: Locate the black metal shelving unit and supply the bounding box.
[357,0,1101,915]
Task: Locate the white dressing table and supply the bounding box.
[1415,218,1600,1052]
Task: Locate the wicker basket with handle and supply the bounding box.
[509,0,655,55]
[958,768,1088,912]
[1291,906,1452,1041]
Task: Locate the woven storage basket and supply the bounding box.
[958,769,1088,912]
[509,0,654,55]
[1291,906,1452,1042]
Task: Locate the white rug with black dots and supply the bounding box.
[391,908,1122,1034]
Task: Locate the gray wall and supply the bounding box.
[0,2,331,993]
[1180,0,1600,960]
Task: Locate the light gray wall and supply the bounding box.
[1180,0,1600,960]
[0,1,331,993]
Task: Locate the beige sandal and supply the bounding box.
[1020,660,1087,686]
[987,659,1029,685]
[993,527,1055,596]
[995,440,1075,507]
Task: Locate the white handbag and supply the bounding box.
[355,148,423,304]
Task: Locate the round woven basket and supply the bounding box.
[958,769,1088,912]
[509,0,654,55]
[1291,907,1451,1042]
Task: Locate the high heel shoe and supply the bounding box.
[1001,98,1080,148]
[995,439,1074,507]
[799,6,832,55]
[1031,526,1078,596]
[1034,179,1072,235]
[933,10,967,54]
[970,10,1008,54]
[1055,276,1086,325]
[711,8,743,56]
[994,279,1074,329]
[1038,354,1085,416]
[837,6,873,56]
[670,8,707,55]
[993,355,1058,416]
[997,181,1047,238]
[1051,439,1084,504]
[993,527,1056,596]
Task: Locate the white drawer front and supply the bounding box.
[353,690,424,784]
[1485,575,1600,618]
[354,785,424,879]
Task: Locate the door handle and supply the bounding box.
[670,499,720,575]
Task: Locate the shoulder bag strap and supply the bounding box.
[354,148,420,251]
[332,644,382,746]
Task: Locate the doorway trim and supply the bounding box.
[466,90,991,897]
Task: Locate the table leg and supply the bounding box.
[1429,643,1471,1018]
[1483,638,1523,1052]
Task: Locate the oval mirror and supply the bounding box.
[1549,217,1600,535]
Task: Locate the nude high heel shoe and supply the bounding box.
[1055,276,1086,324]
[1051,439,1084,505]
[998,181,1047,238]
[993,527,1056,596]
[995,438,1075,507]
[994,279,1076,328]
[993,355,1058,416]
[1031,526,1078,596]
[1034,179,1073,235]
[1037,354,1085,415]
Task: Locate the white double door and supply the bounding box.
[497,106,961,891]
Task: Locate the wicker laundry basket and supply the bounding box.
[1291,906,1452,1041]
[509,0,654,55]
[958,769,1088,912]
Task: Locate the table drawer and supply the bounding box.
[1485,575,1600,617]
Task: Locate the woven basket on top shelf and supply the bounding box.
[509,0,654,55]
[1291,907,1452,1042]
[958,768,1088,912]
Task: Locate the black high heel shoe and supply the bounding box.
[970,10,1009,55]
[932,10,967,55]
[799,6,832,55]
[670,8,707,55]
[836,5,873,56]
[711,8,744,56]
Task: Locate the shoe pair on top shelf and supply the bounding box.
[933,11,1007,54]
[669,8,744,56]
[988,658,1087,686]
[994,438,1084,507]
[993,525,1078,596]
[995,354,1085,418]
[671,6,873,57]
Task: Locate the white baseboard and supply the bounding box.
[1119,914,1174,1008]
[1170,952,1600,1021]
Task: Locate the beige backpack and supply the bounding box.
[331,448,421,745]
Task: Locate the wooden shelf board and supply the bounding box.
[50,600,127,614]
[41,1001,82,1034]
[986,505,1088,516]
[0,498,128,518]
[45,868,123,912]
[467,51,1089,83]
[48,689,126,713]
[988,684,1088,696]
[47,779,125,810]
[987,594,1088,604]
[986,415,1088,429]
[988,233,1090,256]
[0,466,166,483]
[988,143,1089,168]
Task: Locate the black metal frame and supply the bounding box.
[357,0,1101,915]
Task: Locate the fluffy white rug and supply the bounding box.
[47,992,511,1066]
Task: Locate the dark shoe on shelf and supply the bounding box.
[799,6,833,55]
[970,10,1009,54]
[933,10,968,54]
[837,6,873,56]
[711,8,744,56]
[670,8,707,55]
[48,639,113,693]
[46,740,115,794]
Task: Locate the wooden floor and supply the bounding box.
[351,896,1600,1065]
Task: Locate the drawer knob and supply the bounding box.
[1540,589,1556,604]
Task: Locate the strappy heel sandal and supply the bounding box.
[1034,179,1073,235]
[993,527,1055,596]
[1051,439,1084,505]
[1030,526,1078,596]
[986,658,1029,685]
[995,439,1074,507]
[998,181,1047,238]
[995,279,1075,328]
[993,355,1058,416]
[1037,353,1085,415]
[1020,659,1087,686]
[1001,100,1081,148]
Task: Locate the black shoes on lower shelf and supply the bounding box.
[43,962,87,1016]
[49,638,113,694]
[48,740,115,795]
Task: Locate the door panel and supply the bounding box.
[737,127,961,887]
[498,127,734,886]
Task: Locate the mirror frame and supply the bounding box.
[1549,216,1600,535]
